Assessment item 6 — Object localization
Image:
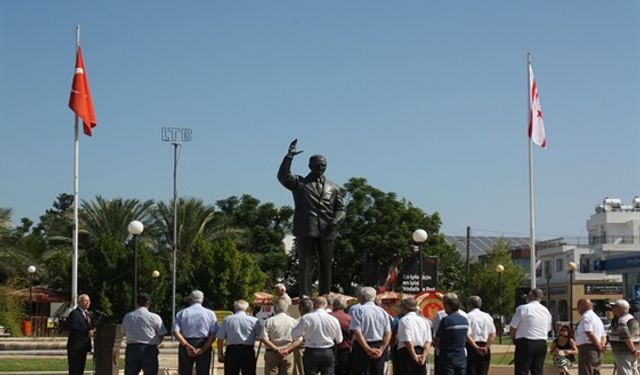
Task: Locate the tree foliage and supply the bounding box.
[468,239,525,317]
[331,178,464,294]
[3,179,464,325]
[216,195,293,285]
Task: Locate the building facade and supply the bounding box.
[586,197,640,301]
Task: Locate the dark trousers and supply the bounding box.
[303,347,336,375]
[434,354,441,375]
[578,344,602,375]
[297,237,335,296]
[125,344,159,375]
[350,341,387,375]
[514,338,547,375]
[224,345,256,375]
[438,352,466,375]
[395,346,426,375]
[67,349,89,375]
[335,348,350,375]
[466,342,490,375]
[178,338,212,375]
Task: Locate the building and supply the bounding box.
[534,238,623,323]
[586,197,640,301]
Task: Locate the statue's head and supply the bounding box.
[308,155,327,177]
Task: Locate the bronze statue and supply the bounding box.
[278,139,346,296]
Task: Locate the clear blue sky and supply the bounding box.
[1,1,638,239]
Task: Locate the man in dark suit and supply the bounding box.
[67,294,94,375]
[278,139,346,296]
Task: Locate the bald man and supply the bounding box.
[575,299,606,375]
[67,294,95,375]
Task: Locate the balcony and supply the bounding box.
[589,235,639,253]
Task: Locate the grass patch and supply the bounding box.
[491,350,616,365]
[0,358,125,371]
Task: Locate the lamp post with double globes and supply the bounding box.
[127,220,144,309]
[27,265,36,323]
[567,261,577,336]
[412,229,428,293]
[496,264,504,344]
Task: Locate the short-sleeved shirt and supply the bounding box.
[259,312,298,347]
[436,311,469,359]
[291,309,343,349]
[330,309,352,350]
[397,312,432,350]
[349,301,391,341]
[217,311,260,346]
[610,313,640,352]
[173,303,217,339]
[467,308,496,343]
[510,300,551,340]
[123,307,167,345]
[575,309,606,346]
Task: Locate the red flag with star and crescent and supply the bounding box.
[528,63,546,149]
[69,47,97,136]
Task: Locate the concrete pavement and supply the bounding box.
[0,338,618,374]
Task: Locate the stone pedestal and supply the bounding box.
[94,324,122,375]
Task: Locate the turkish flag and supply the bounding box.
[528,63,546,149]
[69,47,97,136]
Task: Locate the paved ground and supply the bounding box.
[0,338,618,375]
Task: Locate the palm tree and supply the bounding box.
[80,196,155,244]
[153,198,245,254]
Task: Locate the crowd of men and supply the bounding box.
[66,285,640,375]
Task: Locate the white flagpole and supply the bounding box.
[71,25,80,310]
[527,52,537,290]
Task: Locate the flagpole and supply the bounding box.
[71,25,80,310]
[527,52,537,290]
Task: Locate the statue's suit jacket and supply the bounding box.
[278,156,345,240]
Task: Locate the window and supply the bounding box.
[544,261,552,278]
[555,258,564,272]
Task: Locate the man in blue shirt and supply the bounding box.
[173,291,218,375]
[434,293,473,375]
[123,293,167,375]
[349,287,392,375]
[216,299,261,375]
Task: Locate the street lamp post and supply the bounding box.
[27,265,36,322]
[161,127,192,337]
[128,220,144,309]
[412,229,428,293]
[496,264,504,344]
[567,261,577,336]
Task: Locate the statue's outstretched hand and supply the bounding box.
[287,139,304,157]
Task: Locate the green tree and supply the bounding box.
[329,178,464,294]
[80,196,155,244]
[76,232,167,322]
[0,283,25,337]
[468,239,525,317]
[76,196,163,320]
[178,237,266,311]
[216,195,293,286]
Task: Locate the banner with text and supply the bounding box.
[398,256,438,293]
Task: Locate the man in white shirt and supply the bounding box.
[575,299,606,375]
[509,288,552,375]
[287,296,342,375]
[465,296,496,375]
[395,298,431,375]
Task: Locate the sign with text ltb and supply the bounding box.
[398,256,438,293]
